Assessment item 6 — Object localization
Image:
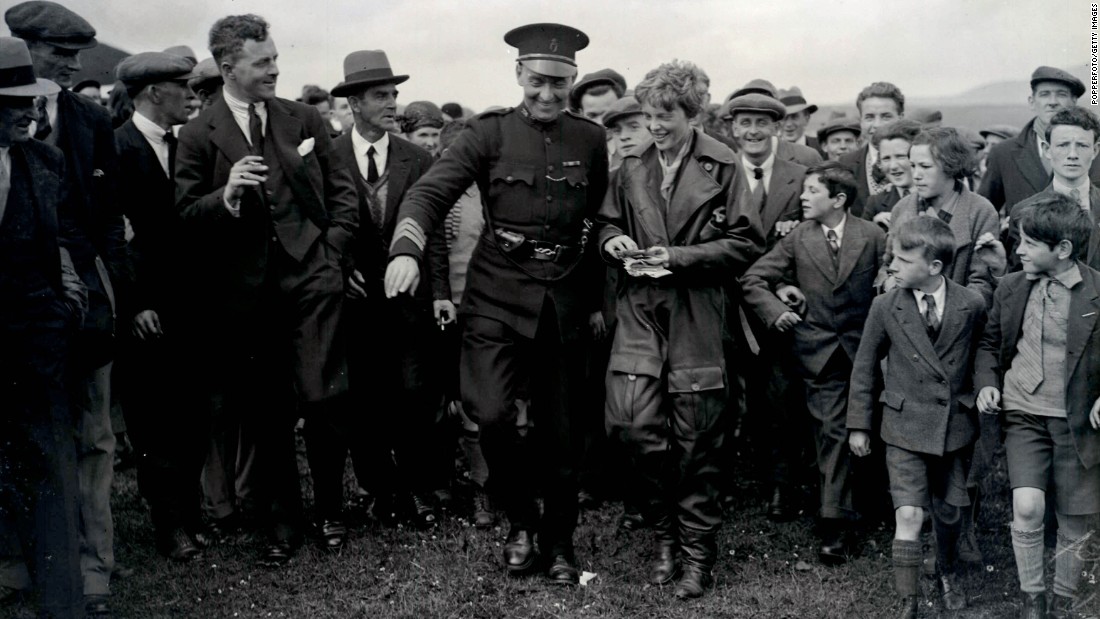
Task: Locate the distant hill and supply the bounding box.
[807,104,1033,135]
[936,64,1090,106]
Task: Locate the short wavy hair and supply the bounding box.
[1015,193,1093,257]
[806,161,859,209]
[894,215,956,269]
[1045,106,1100,143]
[871,118,923,148]
[634,60,710,118]
[856,81,905,116]
[911,127,974,180]
[209,14,269,66]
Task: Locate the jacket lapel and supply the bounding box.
[384,137,412,228]
[207,97,253,171]
[666,151,722,240]
[56,90,92,183]
[266,100,325,215]
[1089,186,1100,266]
[834,216,865,285]
[763,159,800,232]
[621,146,669,246]
[894,290,943,375]
[933,279,968,359]
[799,223,837,284]
[1066,267,1100,382]
[1011,123,1052,195]
[1000,275,1031,364]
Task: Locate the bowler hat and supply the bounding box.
[505,23,588,78]
[1030,66,1085,99]
[721,92,786,122]
[569,68,627,110]
[0,36,59,97]
[331,50,408,97]
[5,1,96,50]
[778,86,817,116]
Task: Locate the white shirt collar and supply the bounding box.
[131,110,172,176]
[351,126,390,179]
[221,88,267,146]
[912,275,947,321]
[741,150,776,190]
[821,213,848,245]
[1052,176,1091,196]
[793,134,807,146]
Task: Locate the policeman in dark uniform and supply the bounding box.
[385,23,609,585]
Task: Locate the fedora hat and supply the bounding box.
[331,50,408,97]
[778,86,818,116]
[0,36,60,97]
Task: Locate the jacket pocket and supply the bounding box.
[563,165,589,188]
[880,390,905,411]
[489,162,536,186]
[667,366,725,393]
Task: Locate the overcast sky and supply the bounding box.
[27,0,1086,109]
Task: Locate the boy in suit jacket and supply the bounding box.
[975,195,1100,619]
[848,217,987,617]
[742,161,886,564]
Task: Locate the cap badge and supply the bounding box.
[549,38,559,52]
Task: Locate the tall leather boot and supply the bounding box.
[648,507,678,585]
[675,526,715,599]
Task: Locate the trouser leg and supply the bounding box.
[803,352,855,521]
[302,395,351,521]
[71,361,115,596]
[670,384,727,573]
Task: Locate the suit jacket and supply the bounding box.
[333,131,447,303]
[979,118,1100,212]
[1005,183,1100,272]
[741,216,886,376]
[52,88,125,278]
[114,119,181,320]
[728,157,806,252]
[974,266,1100,469]
[848,279,987,455]
[889,187,1000,306]
[804,135,825,159]
[839,145,876,218]
[776,139,822,168]
[862,186,904,224]
[175,95,358,316]
[596,130,763,378]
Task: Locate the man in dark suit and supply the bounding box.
[175,14,358,565]
[839,82,906,218]
[1006,107,1100,272]
[113,51,207,561]
[385,23,609,585]
[718,80,822,169]
[5,4,123,614]
[980,67,1100,214]
[0,36,86,619]
[324,50,448,544]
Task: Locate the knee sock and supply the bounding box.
[932,502,962,575]
[459,429,489,489]
[1011,525,1046,594]
[1053,530,1088,599]
[892,539,922,597]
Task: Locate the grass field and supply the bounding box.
[4,435,1099,618]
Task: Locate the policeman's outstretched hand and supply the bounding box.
[224,155,268,205]
[384,256,420,298]
[603,235,638,260]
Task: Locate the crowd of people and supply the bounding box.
[0,2,1098,618]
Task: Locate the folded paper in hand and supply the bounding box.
[624,257,672,278]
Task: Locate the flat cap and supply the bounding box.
[957,127,986,153]
[569,68,627,109]
[602,95,642,129]
[441,102,463,119]
[505,23,588,78]
[726,78,777,102]
[910,108,942,126]
[1030,66,1085,99]
[721,92,786,121]
[778,86,817,116]
[5,1,96,49]
[979,124,1019,140]
[163,45,197,63]
[117,52,197,90]
[817,117,861,143]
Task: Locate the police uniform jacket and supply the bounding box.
[847,279,987,455]
[389,105,609,342]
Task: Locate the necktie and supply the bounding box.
[937,209,953,225]
[33,96,51,140]
[163,130,178,180]
[923,294,940,339]
[753,167,763,180]
[248,103,264,155]
[367,145,379,184]
[826,229,840,268]
[1070,187,1083,209]
[1014,278,1049,393]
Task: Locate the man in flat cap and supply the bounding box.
[979,66,1100,213]
[326,49,447,546]
[839,81,906,217]
[818,116,861,161]
[384,22,609,585]
[720,79,822,169]
[778,86,822,156]
[0,35,87,619]
[6,3,123,614]
[174,14,358,566]
[112,51,206,562]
